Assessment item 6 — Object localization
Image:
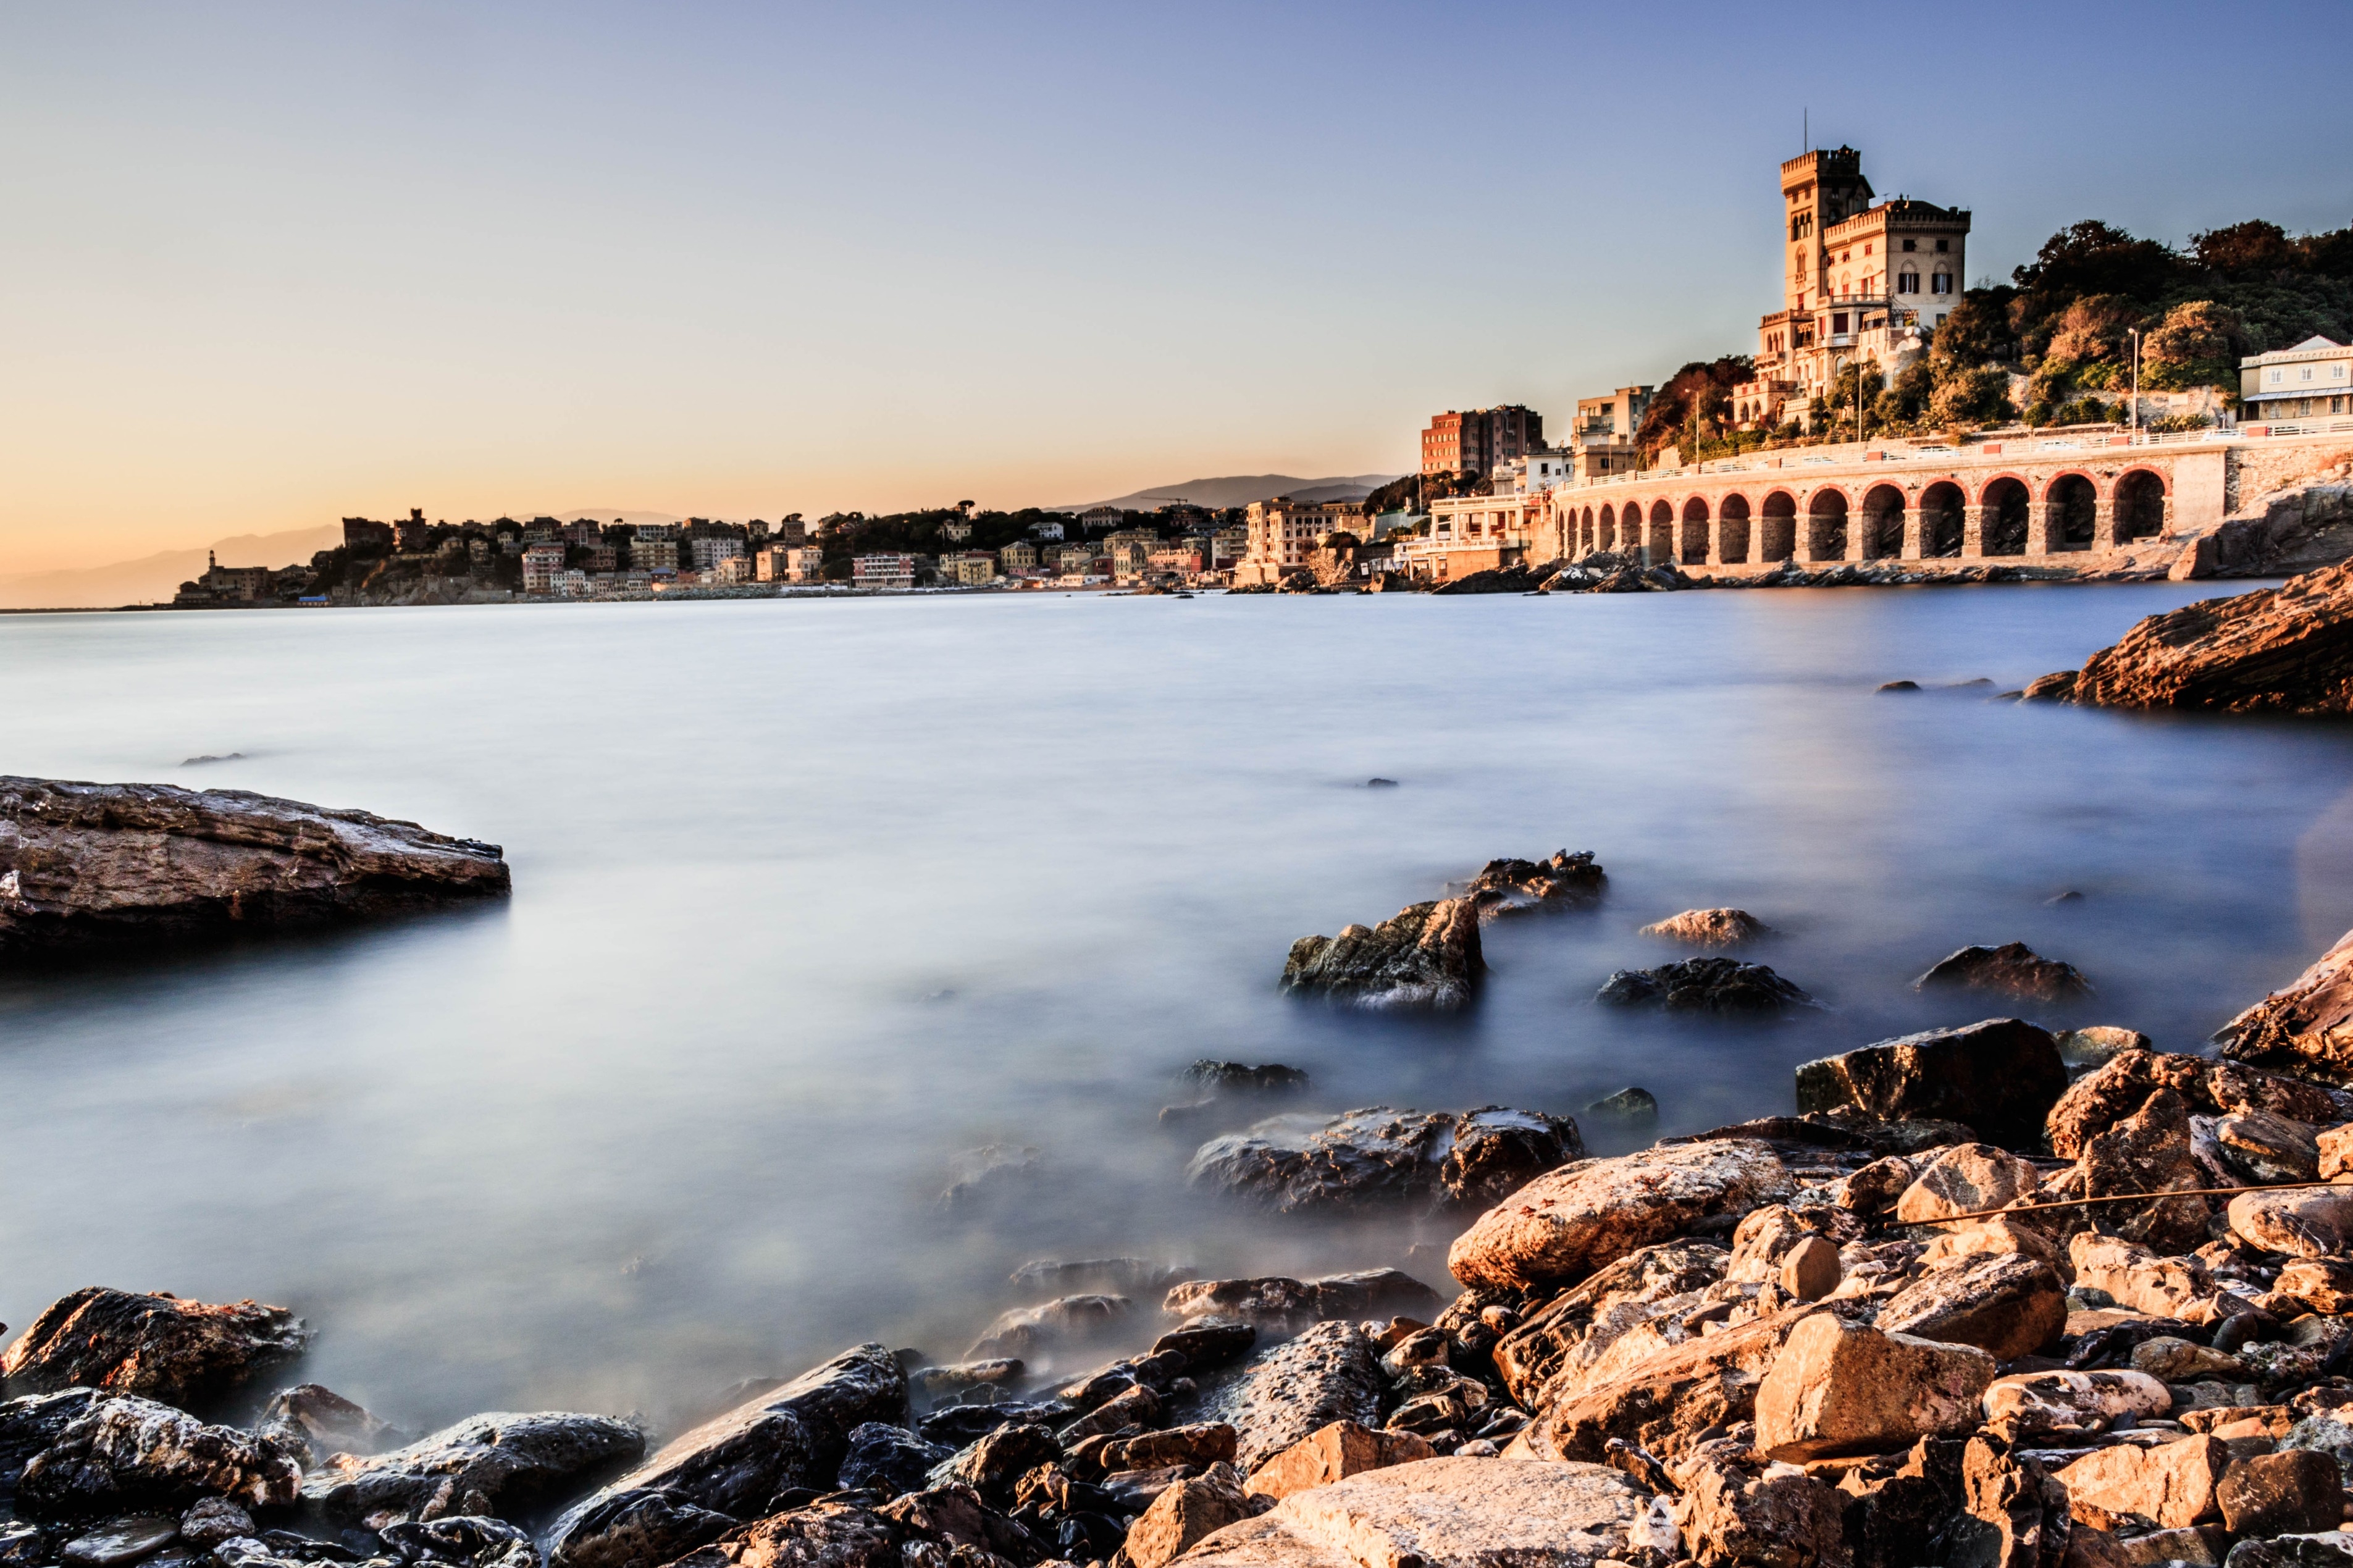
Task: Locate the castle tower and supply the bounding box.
[1780,148,1873,314]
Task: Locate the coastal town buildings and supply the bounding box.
[999,539,1039,574]
[940,551,997,585]
[2242,337,2353,421]
[854,554,916,590]
[1569,390,1651,479]
[521,544,565,594]
[1420,406,1542,477]
[1233,497,1365,585]
[785,547,826,584]
[755,546,792,582]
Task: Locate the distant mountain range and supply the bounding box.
[1057,474,1401,513]
[0,525,345,610]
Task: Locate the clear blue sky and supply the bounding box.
[3,0,2347,568]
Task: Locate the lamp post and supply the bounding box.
[2128,327,2142,440]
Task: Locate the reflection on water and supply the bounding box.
[1,584,2347,1428]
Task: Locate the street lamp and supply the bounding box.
[2128,327,2142,440]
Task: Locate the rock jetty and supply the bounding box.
[0,778,510,960]
[2024,560,2353,713]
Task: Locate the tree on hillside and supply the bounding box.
[1634,356,1751,458]
[2142,301,2249,390]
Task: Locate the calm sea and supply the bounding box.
[2,585,2347,1429]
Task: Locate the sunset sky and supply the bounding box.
[4,0,2349,574]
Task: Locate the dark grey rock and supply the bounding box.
[1185,1105,1577,1214]
[17,1396,304,1517]
[1595,957,1819,1015]
[0,1289,310,1407]
[834,1424,949,1497]
[1186,1321,1383,1471]
[300,1411,645,1526]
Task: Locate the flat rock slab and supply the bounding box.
[0,777,510,959]
[1189,1322,1384,1473]
[1179,1457,1672,1568]
[1,1288,310,1407]
[1447,1138,1791,1289]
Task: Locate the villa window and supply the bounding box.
[2302,367,2315,382]
[2270,369,2285,384]
[1931,273,1951,294]
[1902,238,1917,253]
[1935,239,1950,253]
[1898,270,1919,293]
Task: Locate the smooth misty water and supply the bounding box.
[4,585,2352,1432]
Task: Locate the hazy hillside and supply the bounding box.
[1058,473,1401,513]
[0,524,344,610]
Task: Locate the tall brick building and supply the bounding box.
[1420,405,1543,478]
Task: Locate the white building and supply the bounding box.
[690,537,745,571]
[2242,337,2353,422]
[854,553,915,590]
[521,544,566,594]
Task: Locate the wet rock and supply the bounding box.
[1585,1087,1659,1120]
[2074,1089,2212,1254]
[1877,1256,2068,1362]
[256,1386,406,1466]
[1981,1370,2171,1436]
[2213,1110,2323,1183]
[176,1498,253,1550]
[1186,1105,1576,1215]
[1101,1423,1236,1473]
[1836,1438,1969,1568]
[546,1343,905,1568]
[1507,1306,1814,1464]
[0,1520,44,1567]
[1123,1463,1265,1568]
[378,1516,539,1568]
[1447,1138,1792,1289]
[1161,1273,1435,1335]
[1880,680,1922,692]
[1671,1445,1847,1568]
[2216,1448,2343,1535]
[0,1389,101,1497]
[1754,1313,1996,1461]
[2057,1028,2152,1067]
[17,1396,304,1517]
[661,1501,900,1568]
[937,1144,1039,1215]
[1010,1257,1196,1295]
[1640,909,1772,948]
[1280,897,1484,1008]
[2220,923,2353,1081]
[2047,1050,2339,1158]
[1239,1420,1432,1502]
[2069,1234,2217,1319]
[301,1410,645,1526]
[2053,1433,2228,1530]
[1950,1432,2071,1568]
[835,1423,950,1497]
[1595,957,1819,1015]
[1179,1456,1676,1568]
[1189,1322,1383,1472]
[2028,560,2353,717]
[1915,944,2094,1004]
[2224,1534,2353,1568]
[56,1517,177,1568]
[1151,1323,1258,1370]
[0,1290,311,1407]
[2229,1186,2353,1258]
[1183,1062,1309,1096]
[912,1400,1068,1447]
[934,1422,1061,1499]
[1059,1381,1163,1444]
[0,778,511,960]
[1894,1144,2044,1226]
[907,1360,1024,1401]
[1794,1020,2067,1149]
[1465,850,1607,916]
[966,1295,1131,1360]
[1490,1241,1731,1407]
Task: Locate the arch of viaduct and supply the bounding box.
[1538,442,2228,570]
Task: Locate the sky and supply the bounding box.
[2,1,2350,574]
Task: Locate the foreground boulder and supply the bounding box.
[1186,1107,1579,1215]
[1753,1314,1995,1461]
[1175,1457,1675,1568]
[1448,1139,1791,1289]
[1639,908,1771,948]
[2053,1433,2229,1530]
[1595,958,1819,1015]
[2024,560,2353,714]
[1793,1020,2066,1148]
[1671,1444,1848,1568]
[0,1289,311,1407]
[1873,1256,2068,1362]
[547,1344,905,1568]
[2218,923,2353,1081]
[1464,851,1606,916]
[1508,1307,1816,1463]
[0,778,511,959]
[15,1396,303,1516]
[1280,899,1483,1008]
[2047,1047,2339,1157]
[1913,943,2093,1004]
[1243,1421,1433,1502]
[1123,1463,1266,1568]
[1189,1322,1383,1472]
[301,1410,647,1525]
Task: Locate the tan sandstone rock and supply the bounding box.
[1640,909,1772,948]
[1981,1370,2172,1436]
[1244,1423,1434,1503]
[2229,1186,2353,1257]
[1918,1217,2073,1283]
[1894,1144,2044,1226]
[1753,1312,1996,1462]
[1671,1448,1846,1568]
[2027,561,2353,717]
[2068,1233,2217,1319]
[2219,919,2353,1081]
[1507,1307,1816,1464]
[1126,1464,1267,1568]
[2053,1435,2229,1530]
[1875,1255,2068,1362]
[1446,1139,1792,1289]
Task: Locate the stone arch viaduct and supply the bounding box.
[1536,437,2233,571]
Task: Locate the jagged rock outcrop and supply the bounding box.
[2218,923,2353,1082]
[0,778,510,959]
[1186,1106,1579,1215]
[0,1289,311,1406]
[1280,898,1483,1008]
[1793,1020,2066,1148]
[2177,466,2353,581]
[1464,851,1606,916]
[2024,561,2353,713]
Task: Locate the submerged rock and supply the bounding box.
[1595,957,1819,1015]
[1280,897,1483,1008]
[1913,942,2094,1004]
[1638,908,1772,948]
[16,1396,304,1517]
[1793,1019,2066,1149]
[1007,1258,1194,1296]
[2024,560,2353,714]
[256,1385,407,1465]
[300,1410,646,1526]
[0,778,510,960]
[0,1289,311,1408]
[1465,850,1606,916]
[1583,1086,1659,1120]
[965,1295,1131,1361]
[1185,1105,1578,1214]
[1447,1138,1793,1289]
